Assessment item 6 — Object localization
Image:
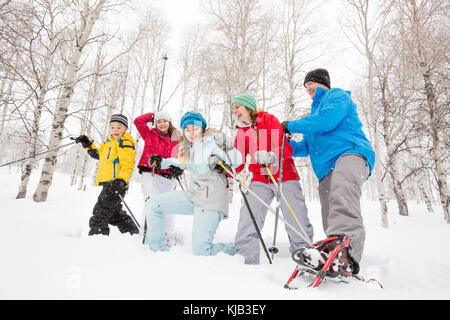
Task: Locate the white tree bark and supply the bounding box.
[404,0,449,223]
[33,0,108,202]
[343,0,393,227]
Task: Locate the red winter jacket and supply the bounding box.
[234,111,300,184]
[134,113,179,177]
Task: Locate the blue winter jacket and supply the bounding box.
[288,87,375,182]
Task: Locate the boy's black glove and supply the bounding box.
[169,165,183,178]
[75,135,93,148]
[280,121,290,134]
[108,178,127,195]
[148,155,162,170]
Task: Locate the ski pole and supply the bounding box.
[155,55,168,113]
[142,218,148,244]
[268,132,287,259]
[239,183,272,264]
[117,193,140,229]
[217,161,310,244]
[175,176,185,191]
[0,141,76,168]
[264,164,312,245]
[219,152,272,265]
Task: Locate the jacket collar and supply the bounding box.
[313,87,328,103]
[107,131,132,141]
[235,120,252,129]
[235,111,265,129]
[151,128,169,139]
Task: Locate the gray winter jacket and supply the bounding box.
[161,132,242,217]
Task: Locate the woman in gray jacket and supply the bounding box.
[144,111,242,256]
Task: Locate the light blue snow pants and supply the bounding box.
[145,190,236,256]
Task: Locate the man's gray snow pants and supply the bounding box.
[318,154,370,267]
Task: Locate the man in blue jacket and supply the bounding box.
[281,68,375,276]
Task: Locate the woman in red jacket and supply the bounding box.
[134,111,181,246]
[232,93,314,264]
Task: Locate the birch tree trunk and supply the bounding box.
[33,0,108,202]
[71,42,105,188]
[417,174,434,213]
[0,77,13,138]
[406,0,449,223]
[379,75,409,216]
[343,0,392,227]
[279,0,316,120]
[16,32,58,198]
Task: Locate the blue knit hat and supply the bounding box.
[180,111,207,130]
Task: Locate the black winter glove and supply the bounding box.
[169,165,183,178]
[108,178,127,195]
[214,163,232,174]
[148,155,162,170]
[209,155,231,174]
[280,121,290,134]
[75,135,93,149]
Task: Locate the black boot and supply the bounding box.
[110,210,139,235]
[88,227,110,236]
[117,221,139,235]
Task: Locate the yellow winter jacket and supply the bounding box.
[85,132,136,185]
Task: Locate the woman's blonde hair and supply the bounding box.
[177,128,207,165]
[177,127,222,165]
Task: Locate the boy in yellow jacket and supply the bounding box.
[75,114,138,236]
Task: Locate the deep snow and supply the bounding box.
[1,166,449,300]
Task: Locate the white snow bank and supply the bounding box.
[0,167,449,300]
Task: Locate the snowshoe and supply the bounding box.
[287,235,350,288]
[292,246,328,271]
[284,266,383,289]
[285,235,383,289]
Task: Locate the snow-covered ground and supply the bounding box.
[1,166,449,300]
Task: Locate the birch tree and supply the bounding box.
[341,0,394,227]
[178,25,208,115]
[278,0,321,120]
[15,1,71,199]
[33,0,109,202]
[395,0,449,222]
[129,8,169,139]
[203,0,268,130]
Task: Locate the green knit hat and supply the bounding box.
[231,93,257,111]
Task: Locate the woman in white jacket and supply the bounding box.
[144,111,242,255]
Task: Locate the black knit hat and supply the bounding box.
[110,114,128,128]
[304,68,331,89]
